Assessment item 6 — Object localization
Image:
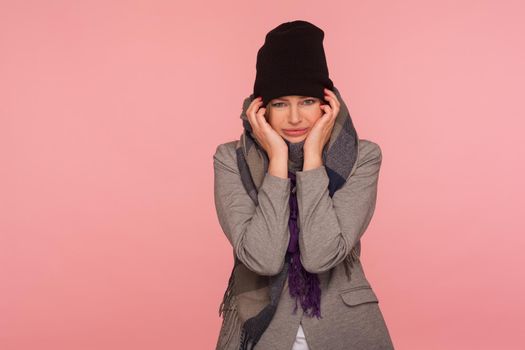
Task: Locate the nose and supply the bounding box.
[288,104,302,125]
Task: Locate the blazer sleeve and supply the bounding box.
[295,140,383,274]
[213,143,292,276]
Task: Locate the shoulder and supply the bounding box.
[349,139,382,178]
[213,140,240,171]
[213,140,238,161]
[357,139,382,164]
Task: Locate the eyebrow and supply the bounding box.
[274,96,311,101]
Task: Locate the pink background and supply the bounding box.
[2,1,525,349]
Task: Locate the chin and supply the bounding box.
[284,135,307,143]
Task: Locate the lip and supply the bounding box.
[283,128,308,136]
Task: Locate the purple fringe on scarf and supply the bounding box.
[287,170,322,319]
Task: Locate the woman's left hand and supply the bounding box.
[303,88,340,161]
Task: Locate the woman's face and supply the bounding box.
[265,95,325,143]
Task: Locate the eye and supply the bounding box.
[271,102,285,108]
[303,99,316,105]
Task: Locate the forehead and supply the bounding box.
[272,95,313,101]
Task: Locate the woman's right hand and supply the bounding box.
[246,97,288,160]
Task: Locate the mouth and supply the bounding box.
[283,128,308,136]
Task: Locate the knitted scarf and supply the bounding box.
[217,86,361,350]
[285,138,322,319]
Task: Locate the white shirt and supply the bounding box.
[291,323,310,350]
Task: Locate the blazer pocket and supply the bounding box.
[340,286,379,306]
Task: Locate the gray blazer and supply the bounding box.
[213,138,395,350]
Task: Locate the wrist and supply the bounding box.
[303,153,322,171]
[268,154,289,179]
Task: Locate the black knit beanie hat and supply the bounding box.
[253,20,334,106]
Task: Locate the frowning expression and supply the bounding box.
[265,95,325,142]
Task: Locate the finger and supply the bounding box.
[258,109,274,137]
[326,106,337,124]
[324,88,335,101]
[248,98,263,131]
[320,105,332,123]
[322,104,332,115]
[248,96,263,112]
[323,87,334,96]
[323,92,334,107]
[324,88,340,107]
[256,107,267,125]
[333,107,340,120]
[246,97,257,117]
[330,108,338,124]
[324,88,337,100]
[247,107,259,132]
[324,93,339,112]
[322,105,336,128]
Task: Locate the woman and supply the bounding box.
[213,20,394,350]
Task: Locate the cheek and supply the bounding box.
[267,113,285,129]
[316,106,325,118]
[307,111,323,125]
